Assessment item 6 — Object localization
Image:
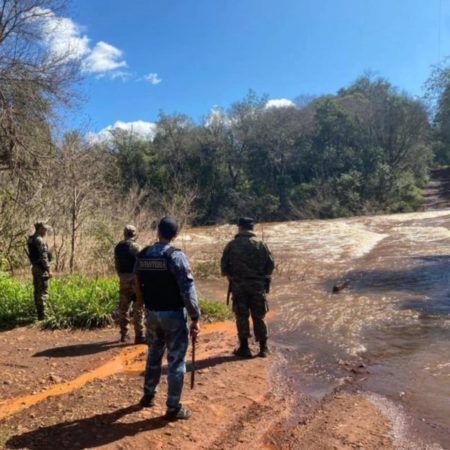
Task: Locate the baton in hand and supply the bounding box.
[190,333,197,390]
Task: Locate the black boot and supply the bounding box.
[134,334,146,345]
[120,332,129,343]
[139,393,156,407]
[258,340,270,358]
[233,339,252,358]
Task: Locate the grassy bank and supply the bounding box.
[0,272,230,329]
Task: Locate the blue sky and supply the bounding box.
[54,0,450,136]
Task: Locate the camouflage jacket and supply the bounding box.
[220,231,274,284]
[27,233,51,271]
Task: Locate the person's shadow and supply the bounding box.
[33,341,127,358]
[6,404,167,450]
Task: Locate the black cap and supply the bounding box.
[158,217,179,240]
[238,217,255,230]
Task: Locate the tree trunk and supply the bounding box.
[70,188,77,273]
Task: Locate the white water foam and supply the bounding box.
[366,393,444,450]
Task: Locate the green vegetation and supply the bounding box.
[199,297,233,322]
[194,259,221,279]
[0,272,230,329]
[44,276,118,329]
[0,272,118,329]
[110,77,431,224]
[0,272,34,328]
[2,1,450,273]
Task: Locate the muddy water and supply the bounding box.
[256,211,450,449]
[185,211,450,448]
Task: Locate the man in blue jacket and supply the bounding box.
[135,217,201,420]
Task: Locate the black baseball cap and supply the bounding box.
[238,217,255,229]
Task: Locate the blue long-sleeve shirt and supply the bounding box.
[135,242,201,320]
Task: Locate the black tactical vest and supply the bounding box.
[114,239,137,274]
[135,247,184,311]
[27,235,41,264]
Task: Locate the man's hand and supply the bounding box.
[190,319,200,338]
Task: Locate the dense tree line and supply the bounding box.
[106,77,431,225]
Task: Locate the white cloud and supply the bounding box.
[31,8,127,78]
[35,8,90,60]
[265,98,296,109]
[87,121,157,144]
[205,106,231,128]
[82,41,127,74]
[145,73,162,85]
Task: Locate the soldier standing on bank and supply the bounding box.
[221,217,274,358]
[27,223,53,321]
[135,217,201,420]
[114,225,146,344]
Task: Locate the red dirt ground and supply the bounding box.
[0,318,393,450]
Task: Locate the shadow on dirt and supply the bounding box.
[6,404,167,450]
[0,321,34,332]
[33,340,125,358]
[193,354,241,370]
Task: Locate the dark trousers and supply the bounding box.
[232,284,268,342]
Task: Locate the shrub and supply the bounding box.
[194,259,221,279]
[0,272,231,329]
[44,276,118,329]
[0,272,35,328]
[199,297,233,322]
[0,272,118,329]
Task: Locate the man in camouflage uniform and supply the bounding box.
[114,225,145,344]
[27,223,53,321]
[221,217,274,358]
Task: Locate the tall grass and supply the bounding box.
[0,272,231,329]
[0,272,118,329]
[45,276,118,329]
[0,272,34,327]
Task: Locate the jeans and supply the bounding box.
[144,309,189,411]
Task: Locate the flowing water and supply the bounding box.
[253,211,450,449]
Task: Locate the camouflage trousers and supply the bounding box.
[117,275,145,338]
[32,265,49,318]
[232,283,268,342]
